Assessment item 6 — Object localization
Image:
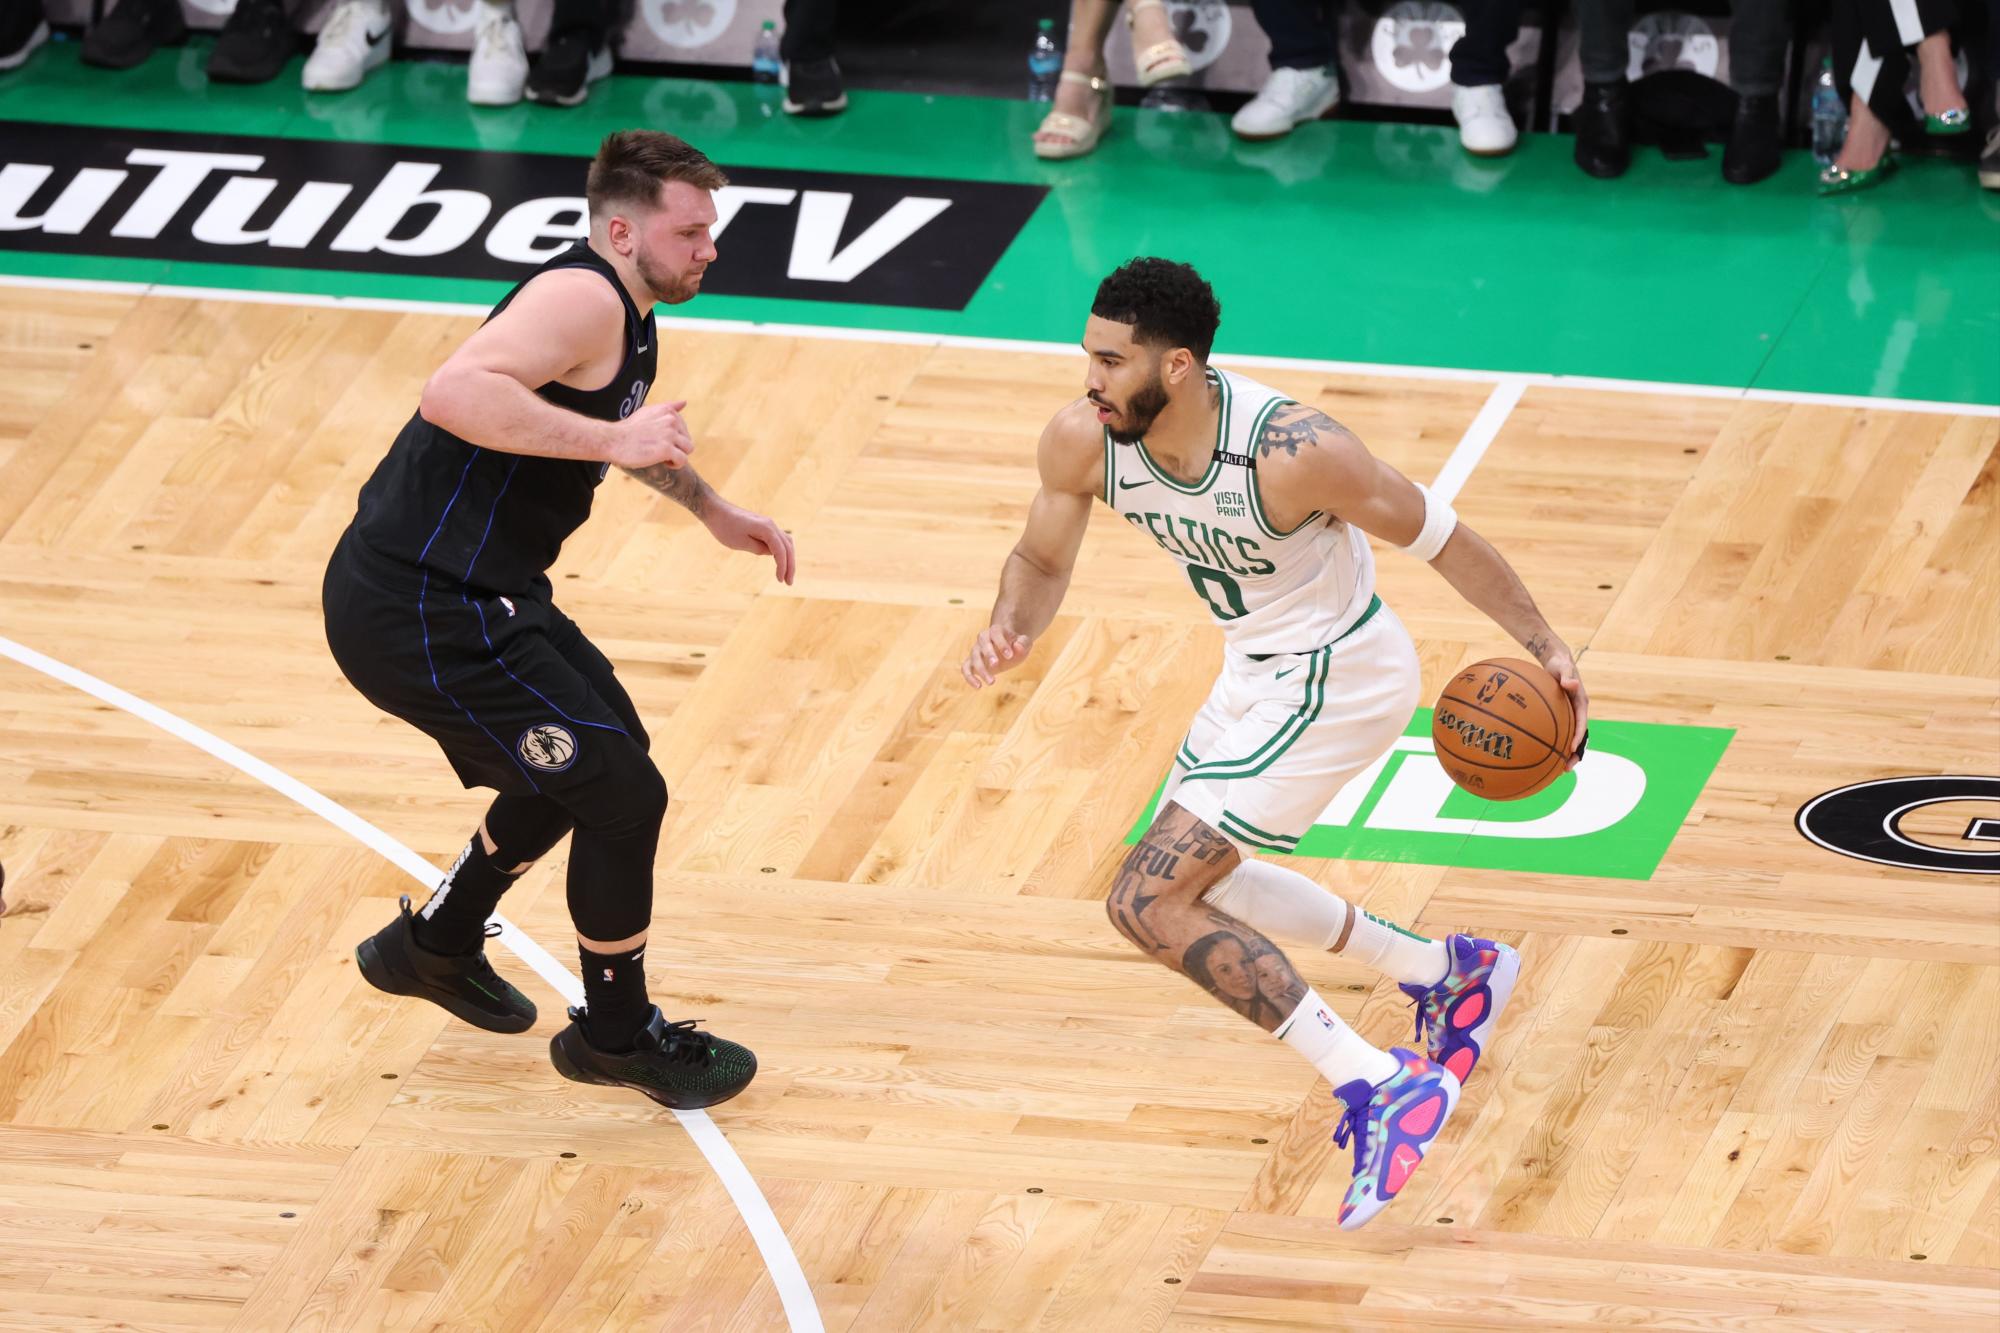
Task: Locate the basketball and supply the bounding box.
[1432,657,1575,801]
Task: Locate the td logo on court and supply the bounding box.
[1134,711,1733,880]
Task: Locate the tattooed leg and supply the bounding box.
[1104,801,1314,1033]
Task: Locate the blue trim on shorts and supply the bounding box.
[419,568,542,792]
[463,591,631,739]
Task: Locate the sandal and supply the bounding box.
[1034,70,1114,160]
[1127,0,1191,86]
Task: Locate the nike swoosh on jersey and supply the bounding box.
[1116,477,1151,490]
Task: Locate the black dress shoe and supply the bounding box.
[207,0,296,84]
[1723,93,1781,184]
[1574,79,1631,179]
[81,0,188,70]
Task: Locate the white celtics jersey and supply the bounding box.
[1100,368,1376,655]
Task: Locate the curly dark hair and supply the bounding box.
[1091,258,1222,363]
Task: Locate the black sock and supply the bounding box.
[412,837,522,955]
[579,944,651,1051]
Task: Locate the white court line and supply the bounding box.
[1431,377,1528,505]
[1,272,1993,418]
[0,634,825,1333]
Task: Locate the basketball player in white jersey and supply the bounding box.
[962,258,1588,1229]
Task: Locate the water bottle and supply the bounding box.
[1810,58,1847,165]
[1028,18,1062,102]
[752,20,782,84]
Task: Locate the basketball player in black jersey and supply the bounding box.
[323,131,794,1110]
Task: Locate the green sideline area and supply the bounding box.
[2,42,1995,405]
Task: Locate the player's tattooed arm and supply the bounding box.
[1258,403,1357,460]
[623,460,713,517]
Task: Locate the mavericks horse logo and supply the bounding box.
[518,724,578,773]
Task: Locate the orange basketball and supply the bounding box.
[1431,657,1575,801]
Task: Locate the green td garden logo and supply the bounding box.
[1133,711,1733,880]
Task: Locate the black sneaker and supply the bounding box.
[549,1005,757,1109]
[783,57,847,117]
[355,895,537,1034]
[208,0,296,84]
[81,0,187,70]
[1722,93,1781,185]
[1573,79,1631,179]
[525,28,610,106]
[0,7,49,71]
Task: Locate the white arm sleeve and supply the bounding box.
[1400,483,1459,562]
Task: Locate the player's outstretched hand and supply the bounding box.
[607,401,694,471]
[704,501,796,585]
[962,625,1032,689]
[1540,645,1590,771]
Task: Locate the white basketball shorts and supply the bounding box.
[1160,596,1422,854]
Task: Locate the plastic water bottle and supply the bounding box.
[1028,18,1062,102]
[1811,58,1847,165]
[752,20,782,84]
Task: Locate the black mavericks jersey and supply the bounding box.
[350,241,658,595]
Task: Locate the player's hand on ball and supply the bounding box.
[962,625,1031,689]
[1539,646,1590,770]
[609,401,694,470]
[703,502,796,585]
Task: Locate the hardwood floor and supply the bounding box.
[1,284,1995,1330]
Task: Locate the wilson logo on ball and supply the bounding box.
[1434,707,1515,760]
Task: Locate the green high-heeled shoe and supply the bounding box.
[1818,154,1899,195]
[1926,108,1970,135]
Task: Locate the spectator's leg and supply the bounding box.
[1247,0,1339,69]
[1036,0,1118,151]
[1578,0,1635,86]
[780,0,838,65]
[1450,0,1521,88]
[1727,0,1789,97]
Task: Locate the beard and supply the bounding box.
[637,245,702,306]
[1098,371,1170,444]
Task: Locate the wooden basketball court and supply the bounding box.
[0,282,1995,1330]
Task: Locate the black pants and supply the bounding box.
[1833,0,1961,128]
[1248,0,1340,69]
[323,529,665,942]
[1452,0,1524,86]
[1579,0,1793,95]
[782,0,838,64]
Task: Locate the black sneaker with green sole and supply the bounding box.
[549,1005,757,1109]
[355,896,537,1034]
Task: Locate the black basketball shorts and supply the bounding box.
[322,528,651,800]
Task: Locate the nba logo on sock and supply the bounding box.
[601,968,614,981]
[1316,1007,1337,1031]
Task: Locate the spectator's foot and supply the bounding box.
[1573,79,1630,178]
[1722,93,1780,184]
[80,0,188,71]
[1034,69,1112,159]
[208,0,297,83]
[1452,83,1516,157]
[783,57,847,117]
[1127,0,1190,87]
[1914,32,1968,134]
[302,0,391,92]
[524,28,609,106]
[1231,65,1339,141]
[1980,124,2000,190]
[468,6,528,106]
[1818,154,1897,195]
[0,10,49,71]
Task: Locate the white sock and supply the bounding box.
[1202,860,1450,988]
[1339,908,1449,989]
[1276,988,1400,1088]
[1201,858,1348,947]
